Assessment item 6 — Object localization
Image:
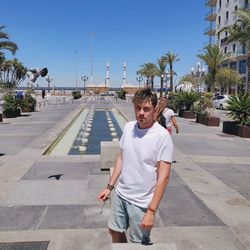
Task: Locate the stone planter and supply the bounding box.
[22,105,35,113]
[183,111,196,119]
[178,109,185,117]
[198,116,220,126]
[196,114,202,123]
[179,109,195,119]
[223,121,250,138]
[3,109,21,118]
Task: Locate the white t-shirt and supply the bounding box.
[162,108,175,128]
[116,121,174,208]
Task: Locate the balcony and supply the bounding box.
[220,37,228,46]
[204,25,216,36]
[205,0,217,7]
[205,10,217,21]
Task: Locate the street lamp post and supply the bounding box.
[75,49,78,90]
[81,75,88,95]
[45,74,53,93]
[191,62,206,92]
[165,71,170,92]
[136,76,143,88]
[89,32,95,84]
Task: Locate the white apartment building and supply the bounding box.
[205,0,249,92]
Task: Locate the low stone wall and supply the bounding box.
[100,141,120,170]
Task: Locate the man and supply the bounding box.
[98,88,173,244]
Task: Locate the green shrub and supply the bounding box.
[24,91,36,111]
[72,90,82,99]
[176,92,201,111]
[117,89,127,100]
[192,92,214,116]
[3,93,29,117]
[167,92,179,112]
[227,94,250,126]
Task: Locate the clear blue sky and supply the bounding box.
[1,0,207,88]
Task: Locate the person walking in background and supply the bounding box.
[42,90,46,99]
[98,88,173,245]
[156,97,179,135]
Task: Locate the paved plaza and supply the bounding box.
[0,96,250,250]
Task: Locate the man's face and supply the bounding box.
[134,100,156,129]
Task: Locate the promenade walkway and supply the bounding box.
[0,96,249,250]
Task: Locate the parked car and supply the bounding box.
[212,95,230,110]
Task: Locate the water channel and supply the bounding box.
[46,105,127,156]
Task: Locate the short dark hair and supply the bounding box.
[133,88,157,108]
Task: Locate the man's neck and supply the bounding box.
[137,121,155,129]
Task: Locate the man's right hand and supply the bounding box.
[98,188,111,202]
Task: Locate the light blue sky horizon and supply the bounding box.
[2,0,208,88]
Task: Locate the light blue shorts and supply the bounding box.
[108,192,151,244]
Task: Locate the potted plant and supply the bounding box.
[167,92,179,113]
[223,94,250,138]
[72,90,82,99]
[3,93,20,118]
[177,92,200,118]
[193,92,220,126]
[3,93,29,118]
[23,91,36,112]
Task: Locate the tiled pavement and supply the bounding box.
[0,96,249,250]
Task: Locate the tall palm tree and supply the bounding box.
[223,9,250,94]
[197,44,228,92]
[156,56,168,96]
[137,63,158,89]
[164,52,180,92]
[0,26,18,56]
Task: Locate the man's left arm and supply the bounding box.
[141,160,171,230]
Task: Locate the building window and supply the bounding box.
[218,16,221,24]
[235,5,238,11]
[224,46,228,54]
[230,62,237,70]
[239,60,247,74]
[226,11,229,20]
[242,44,246,54]
[225,31,228,37]
[219,0,222,8]
[232,43,236,53]
[245,0,249,9]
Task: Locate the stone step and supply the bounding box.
[111,243,177,250]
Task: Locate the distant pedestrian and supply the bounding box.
[42,90,46,99]
[16,91,24,100]
[156,97,179,135]
[98,88,173,245]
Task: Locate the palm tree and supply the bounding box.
[0,58,27,89]
[223,9,250,94]
[0,26,18,56]
[156,56,168,96]
[164,52,180,92]
[197,44,228,92]
[137,63,158,89]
